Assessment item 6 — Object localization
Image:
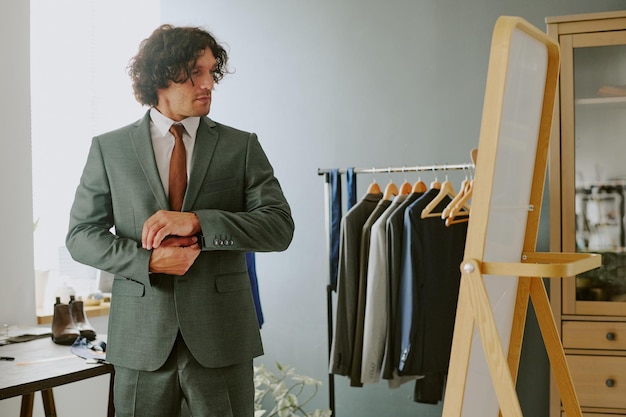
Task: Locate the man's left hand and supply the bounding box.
[142,210,201,250]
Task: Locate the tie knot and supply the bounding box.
[169,124,185,140]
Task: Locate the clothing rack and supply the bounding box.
[317,161,474,416]
[317,162,474,176]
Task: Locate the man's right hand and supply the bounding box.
[142,210,201,250]
[148,236,200,275]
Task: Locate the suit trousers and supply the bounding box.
[113,332,254,417]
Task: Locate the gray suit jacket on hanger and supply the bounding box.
[66,111,294,371]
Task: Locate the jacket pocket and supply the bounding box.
[112,277,145,297]
[200,177,238,195]
[215,271,250,293]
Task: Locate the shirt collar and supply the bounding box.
[149,107,201,139]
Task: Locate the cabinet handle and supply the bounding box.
[606,332,616,341]
[606,379,616,388]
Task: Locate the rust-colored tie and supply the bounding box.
[168,124,187,211]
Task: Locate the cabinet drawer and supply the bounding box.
[567,355,626,409]
[563,321,626,350]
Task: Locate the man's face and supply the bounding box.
[156,48,217,121]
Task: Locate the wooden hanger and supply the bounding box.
[367,180,382,194]
[412,178,428,193]
[445,180,472,225]
[383,180,399,200]
[397,167,413,195]
[444,148,478,225]
[421,178,456,219]
[441,148,478,224]
[470,147,478,165]
[445,210,470,226]
[441,178,470,219]
[429,170,441,191]
[399,180,413,195]
[442,162,474,219]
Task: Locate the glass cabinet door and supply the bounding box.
[562,31,626,315]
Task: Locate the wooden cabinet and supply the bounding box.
[548,10,626,417]
[566,355,626,409]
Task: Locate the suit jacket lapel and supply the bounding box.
[130,111,170,210]
[184,117,219,210]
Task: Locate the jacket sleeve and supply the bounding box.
[65,137,152,287]
[194,133,294,253]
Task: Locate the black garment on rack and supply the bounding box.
[396,189,468,403]
[414,372,446,404]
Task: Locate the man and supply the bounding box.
[66,24,294,417]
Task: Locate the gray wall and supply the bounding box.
[2,1,625,416]
[160,1,625,416]
[159,1,624,417]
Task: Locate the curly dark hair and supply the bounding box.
[128,24,229,107]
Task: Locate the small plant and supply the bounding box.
[254,362,332,417]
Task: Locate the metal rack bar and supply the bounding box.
[317,162,474,176]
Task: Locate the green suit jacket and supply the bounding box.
[66,111,294,371]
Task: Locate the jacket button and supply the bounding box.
[213,239,220,246]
